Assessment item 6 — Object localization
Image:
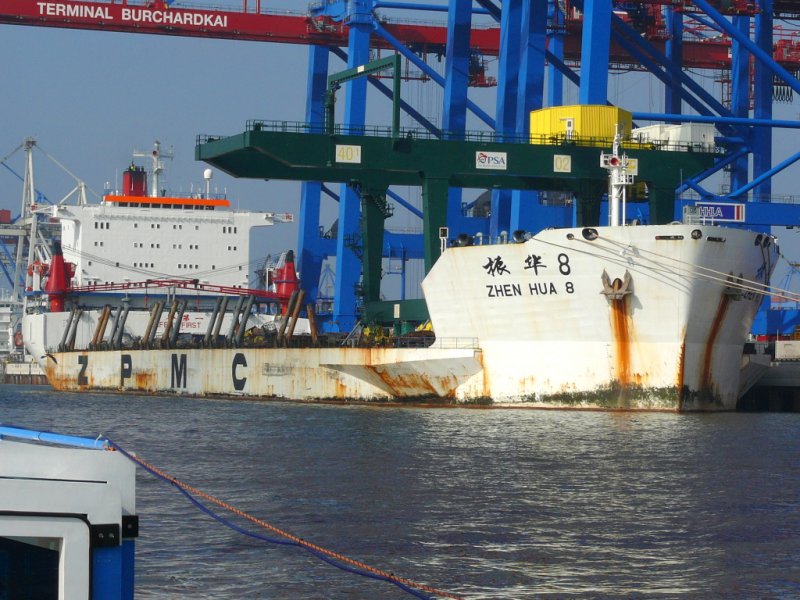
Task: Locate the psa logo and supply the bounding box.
[476,151,508,170]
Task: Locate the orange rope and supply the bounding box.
[122,450,464,600]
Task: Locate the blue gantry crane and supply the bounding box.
[295,0,800,332]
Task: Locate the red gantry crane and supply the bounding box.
[2,0,800,72]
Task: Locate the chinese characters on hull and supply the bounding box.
[482,250,574,297]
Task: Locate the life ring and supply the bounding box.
[14,331,23,348]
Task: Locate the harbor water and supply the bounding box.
[2,385,800,599]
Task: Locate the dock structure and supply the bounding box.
[741,341,800,411]
[197,118,714,327]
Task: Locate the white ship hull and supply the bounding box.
[26,224,776,411]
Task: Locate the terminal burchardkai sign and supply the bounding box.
[35,0,228,27]
[0,0,350,44]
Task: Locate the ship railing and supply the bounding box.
[425,337,479,350]
[339,321,475,350]
[341,335,479,350]
[199,123,722,153]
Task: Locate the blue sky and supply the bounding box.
[0,6,313,256]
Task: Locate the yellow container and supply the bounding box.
[529,105,632,145]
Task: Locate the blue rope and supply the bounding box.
[106,438,436,600]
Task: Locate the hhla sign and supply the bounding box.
[695,202,746,223]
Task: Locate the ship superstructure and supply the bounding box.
[22,143,302,363]
[41,143,292,292]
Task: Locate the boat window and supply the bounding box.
[0,537,59,599]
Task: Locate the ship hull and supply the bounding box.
[42,346,485,402]
[36,340,755,410]
[27,224,776,411]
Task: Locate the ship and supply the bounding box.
[22,142,303,369]
[22,138,778,411]
[0,426,138,599]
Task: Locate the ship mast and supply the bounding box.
[133,141,173,198]
[13,138,38,313]
[601,124,635,227]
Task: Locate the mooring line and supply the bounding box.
[105,439,463,600]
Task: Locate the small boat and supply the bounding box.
[0,425,137,599]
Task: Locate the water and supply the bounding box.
[3,385,800,599]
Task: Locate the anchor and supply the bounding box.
[601,269,633,301]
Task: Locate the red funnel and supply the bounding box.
[44,241,70,312]
[272,250,300,313]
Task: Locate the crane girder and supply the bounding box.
[1,0,799,70]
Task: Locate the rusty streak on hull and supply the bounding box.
[610,295,632,386]
[701,294,731,393]
[676,342,687,412]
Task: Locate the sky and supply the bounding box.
[0,2,315,260]
[1,1,800,290]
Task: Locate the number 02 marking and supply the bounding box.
[553,154,572,173]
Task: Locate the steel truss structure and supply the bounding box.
[2,0,800,331]
[298,0,800,331]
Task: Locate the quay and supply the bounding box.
[740,341,800,411]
